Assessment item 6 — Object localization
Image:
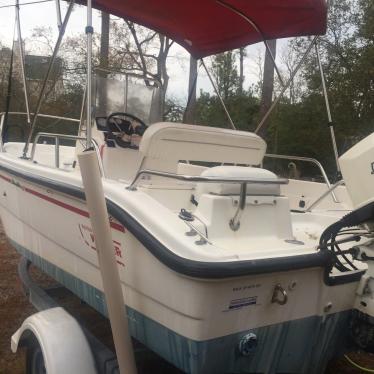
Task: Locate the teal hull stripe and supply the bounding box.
[12,240,349,374]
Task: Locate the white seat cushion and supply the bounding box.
[196,166,281,197]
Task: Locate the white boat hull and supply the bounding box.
[0,158,360,373]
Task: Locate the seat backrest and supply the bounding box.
[139,122,266,172]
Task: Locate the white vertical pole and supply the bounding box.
[78,151,137,374]
[55,0,62,29]
[86,0,93,149]
[22,0,74,158]
[315,40,341,174]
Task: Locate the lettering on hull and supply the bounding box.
[78,223,125,267]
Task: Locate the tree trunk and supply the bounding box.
[239,47,245,94]
[100,12,110,71]
[98,12,110,114]
[156,34,173,121]
[183,55,197,123]
[258,39,277,138]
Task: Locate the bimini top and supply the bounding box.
[77,0,327,58]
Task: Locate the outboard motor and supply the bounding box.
[322,133,374,352]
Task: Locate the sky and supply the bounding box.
[0,0,283,105]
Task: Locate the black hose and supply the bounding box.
[319,201,374,275]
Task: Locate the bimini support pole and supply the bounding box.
[78,150,137,374]
[85,0,93,149]
[255,37,317,134]
[55,0,62,30]
[216,0,285,88]
[78,83,87,137]
[15,0,31,129]
[22,0,75,158]
[315,39,341,175]
[201,59,236,130]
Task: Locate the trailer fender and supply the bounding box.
[11,307,97,374]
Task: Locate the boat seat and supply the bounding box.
[177,162,208,176]
[195,166,281,199]
[139,122,266,173]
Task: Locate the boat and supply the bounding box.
[1,1,374,373]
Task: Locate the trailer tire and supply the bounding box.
[26,337,46,374]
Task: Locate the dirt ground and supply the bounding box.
[0,222,373,374]
[0,226,34,374]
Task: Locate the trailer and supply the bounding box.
[12,257,184,374]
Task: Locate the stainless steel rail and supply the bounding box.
[305,180,345,212]
[0,114,5,152]
[29,132,106,177]
[0,112,81,153]
[0,111,80,124]
[127,169,289,191]
[264,153,339,203]
[30,132,85,168]
[315,40,341,174]
[128,169,288,232]
[23,0,75,158]
[229,183,247,231]
[0,112,105,176]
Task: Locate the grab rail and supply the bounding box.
[0,112,81,153]
[305,180,345,212]
[0,111,80,124]
[264,154,339,203]
[128,169,288,232]
[127,169,289,191]
[30,132,85,168]
[30,132,105,177]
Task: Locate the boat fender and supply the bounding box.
[11,307,97,374]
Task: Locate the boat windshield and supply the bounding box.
[94,73,162,124]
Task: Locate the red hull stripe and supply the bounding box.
[0,174,12,183]
[0,173,125,233]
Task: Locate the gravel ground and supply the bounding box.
[0,222,373,373]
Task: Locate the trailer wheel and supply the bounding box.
[12,308,97,374]
[26,338,46,374]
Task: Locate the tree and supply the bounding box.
[258,39,277,138]
[183,55,197,123]
[195,89,259,131]
[238,47,246,95]
[261,0,373,179]
[211,51,239,100]
[99,12,110,71]
[123,21,173,119]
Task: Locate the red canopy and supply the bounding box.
[79,0,327,58]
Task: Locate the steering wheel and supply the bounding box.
[105,112,147,149]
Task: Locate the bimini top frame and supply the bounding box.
[76,0,327,59]
[4,0,338,174]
